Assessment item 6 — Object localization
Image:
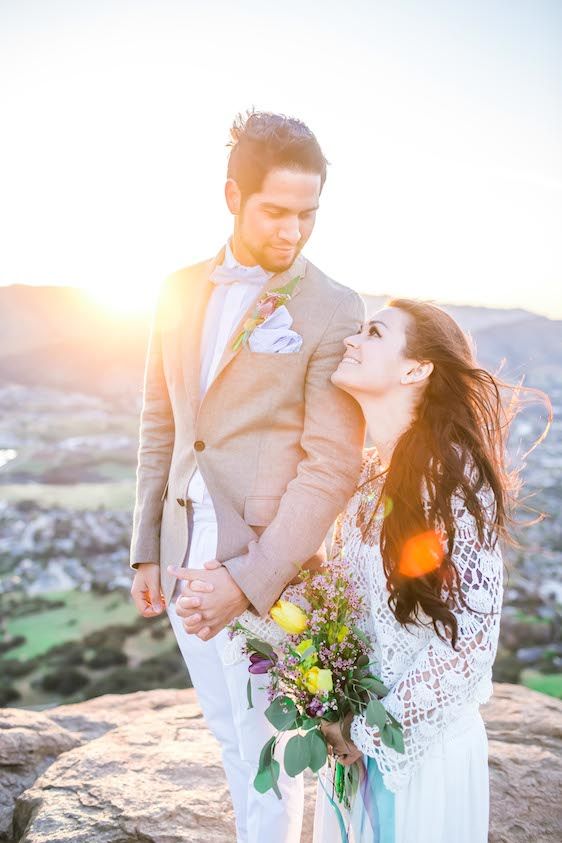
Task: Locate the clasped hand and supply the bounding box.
[167,560,249,641]
[320,714,362,767]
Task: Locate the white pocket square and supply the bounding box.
[249,306,303,354]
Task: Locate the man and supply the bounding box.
[130,111,365,842]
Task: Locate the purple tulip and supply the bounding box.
[248,655,274,674]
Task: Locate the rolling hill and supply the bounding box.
[0,284,559,396]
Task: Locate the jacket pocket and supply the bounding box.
[243,495,282,527]
[160,479,170,502]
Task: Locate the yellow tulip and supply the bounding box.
[304,666,333,694]
[269,600,309,635]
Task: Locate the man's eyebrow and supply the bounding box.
[261,202,320,213]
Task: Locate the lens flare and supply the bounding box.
[383,495,394,517]
[399,530,445,578]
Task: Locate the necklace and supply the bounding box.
[355,453,389,546]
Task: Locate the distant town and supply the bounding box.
[0,287,560,706]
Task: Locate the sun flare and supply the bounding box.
[84,282,157,316]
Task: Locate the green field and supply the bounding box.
[6,589,139,661]
[521,670,562,699]
[4,588,562,707]
[1,480,135,510]
[1,588,182,708]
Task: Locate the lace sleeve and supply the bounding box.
[350,486,503,792]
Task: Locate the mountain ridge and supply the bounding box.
[0,284,559,396]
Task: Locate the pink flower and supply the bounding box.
[257,294,282,320]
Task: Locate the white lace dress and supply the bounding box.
[313,449,503,843]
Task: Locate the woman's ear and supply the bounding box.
[225,178,242,215]
[401,360,434,385]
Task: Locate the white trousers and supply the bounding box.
[166,501,304,843]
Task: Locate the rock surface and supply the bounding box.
[0,684,560,842]
[482,683,562,843]
[0,706,80,841]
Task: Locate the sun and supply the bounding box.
[84,280,157,316]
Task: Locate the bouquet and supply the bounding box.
[229,563,404,811]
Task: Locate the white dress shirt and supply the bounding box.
[186,240,273,507]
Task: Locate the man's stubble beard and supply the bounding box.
[237,229,304,275]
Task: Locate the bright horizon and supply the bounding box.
[1,1,561,319]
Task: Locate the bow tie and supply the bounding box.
[209,263,272,287]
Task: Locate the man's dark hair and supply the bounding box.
[227,110,328,198]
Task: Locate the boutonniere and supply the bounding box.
[231,274,302,351]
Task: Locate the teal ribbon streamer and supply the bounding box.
[350,756,395,843]
[320,756,395,843]
[318,770,351,842]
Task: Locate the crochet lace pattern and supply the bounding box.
[345,451,503,792]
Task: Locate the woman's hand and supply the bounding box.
[320,713,363,767]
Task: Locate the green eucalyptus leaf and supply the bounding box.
[253,766,271,793]
[380,723,395,749]
[257,736,276,774]
[391,726,405,754]
[254,758,281,799]
[386,711,401,728]
[265,696,298,731]
[270,759,282,799]
[308,729,328,773]
[359,677,390,697]
[284,733,311,777]
[366,699,388,731]
[247,637,275,659]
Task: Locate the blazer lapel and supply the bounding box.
[206,253,307,391]
[181,246,225,422]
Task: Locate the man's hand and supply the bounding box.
[320,714,362,767]
[130,562,165,617]
[168,560,250,641]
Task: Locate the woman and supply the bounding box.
[314,299,519,843]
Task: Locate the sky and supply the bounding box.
[1,0,561,317]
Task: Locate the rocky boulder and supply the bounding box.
[482,683,562,843]
[0,684,560,842]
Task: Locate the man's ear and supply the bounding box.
[225,178,242,215]
[401,360,434,385]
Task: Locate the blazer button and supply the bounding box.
[176,497,186,507]
[194,440,205,452]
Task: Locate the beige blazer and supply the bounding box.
[130,247,366,614]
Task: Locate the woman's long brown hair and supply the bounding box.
[370,299,550,649]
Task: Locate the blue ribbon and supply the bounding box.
[350,756,395,843]
[318,771,352,841]
[320,757,395,843]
